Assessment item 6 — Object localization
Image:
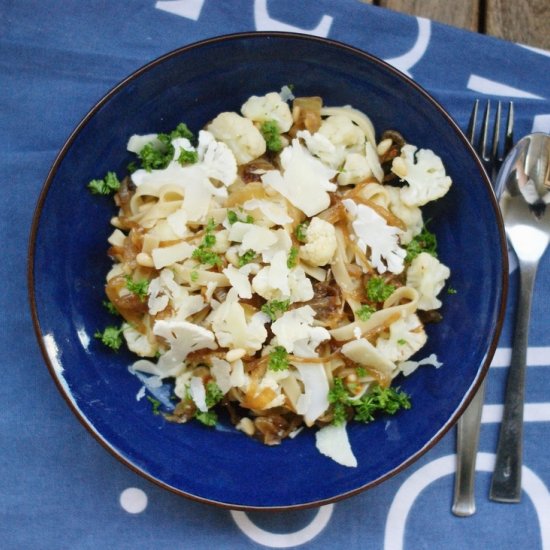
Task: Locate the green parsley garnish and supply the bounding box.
[146,395,162,415]
[268,346,289,371]
[295,222,309,243]
[190,270,199,283]
[238,249,256,267]
[397,338,407,345]
[356,304,375,321]
[87,171,121,195]
[287,246,299,268]
[405,225,438,263]
[138,122,195,171]
[192,218,222,267]
[328,378,411,425]
[260,120,283,153]
[447,286,457,294]
[193,382,224,427]
[177,149,198,166]
[227,210,254,225]
[94,325,124,351]
[195,410,218,427]
[125,276,149,301]
[356,366,367,378]
[353,385,411,423]
[261,299,290,321]
[102,300,119,316]
[366,276,395,303]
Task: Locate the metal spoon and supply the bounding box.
[490,132,550,502]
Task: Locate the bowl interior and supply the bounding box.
[30,33,506,509]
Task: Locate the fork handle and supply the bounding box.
[452,380,486,516]
[490,260,537,502]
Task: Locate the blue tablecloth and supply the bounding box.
[2,1,550,548]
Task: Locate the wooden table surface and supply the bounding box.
[363,0,550,50]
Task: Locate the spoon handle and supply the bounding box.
[490,261,537,502]
[452,379,486,516]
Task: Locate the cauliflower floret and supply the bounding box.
[385,186,423,245]
[337,153,372,186]
[298,114,365,169]
[299,217,337,266]
[375,313,427,363]
[207,112,266,164]
[241,92,293,133]
[406,252,451,310]
[392,144,452,206]
[123,324,157,357]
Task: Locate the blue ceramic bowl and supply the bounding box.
[29,32,507,510]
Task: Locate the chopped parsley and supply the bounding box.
[125,276,149,301]
[102,300,119,316]
[192,218,222,267]
[356,366,368,378]
[139,122,195,171]
[94,325,124,351]
[87,171,121,195]
[397,338,407,345]
[268,346,289,371]
[260,119,283,153]
[405,225,438,262]
[287,246,299,268]
[190,270,199,283]
[146,395,162,415]
[356,304,375,321]
[261,299,290,321]
[366,276,395,303]
[447,286,457,294]
[177,149,198,166]
[238,249,256,267]
[227,210,254,225]
[295,222,309,243]
[194,382,224,427]
[353,385,411,423]
[328,378,411,425]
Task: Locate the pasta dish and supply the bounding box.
[91,89,452,467]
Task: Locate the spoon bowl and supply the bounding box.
[491,132,550,502]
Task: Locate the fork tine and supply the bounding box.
[479,101,492,160]
[467,99,479,144]
[491,101,502,164]
[503,101,515,158]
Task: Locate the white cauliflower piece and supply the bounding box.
[406,252,451,310]
[241,92,293,133]
[343,198,406,275]
[271,306,331,357]
[298,115,365,170]
[337,153,372,186]
[392,144,452,206]
[375,313,427,363]
[299,217,337,266]
[195,130,237,186]
[207,112,266,164]
[385,186,423,245]
[123,325,157,357]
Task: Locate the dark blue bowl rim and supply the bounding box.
[27,31,509,511]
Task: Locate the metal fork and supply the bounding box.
[452,99,514,517]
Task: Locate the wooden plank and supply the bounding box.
[485,0,550,50]
[378,0,480,32]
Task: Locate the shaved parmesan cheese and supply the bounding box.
[341,338,396,382]
[189,376,208,412]
[343,198,406,274]
[294,362,329,425]
[223,264,254,299]
[151,241,193,269]
[261,139,337,217]
[315,423,358,468]
[242,198,292,226]
[210,357,233,394]
[127,133,159,154]
[399,353,443,376]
